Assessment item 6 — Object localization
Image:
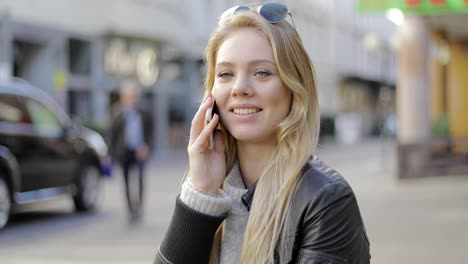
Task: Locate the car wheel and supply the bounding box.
[73,163,101,212]
[0,177,11,230]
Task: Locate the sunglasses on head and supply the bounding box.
[217,2,295,29]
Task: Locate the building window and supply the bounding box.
[68,90,91,123]
[68,38,91,75]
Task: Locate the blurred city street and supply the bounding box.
[0,139,467,264]
[0,0,468,263]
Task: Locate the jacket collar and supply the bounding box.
[241,181,257,211]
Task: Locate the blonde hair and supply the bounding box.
[204,11,320,264]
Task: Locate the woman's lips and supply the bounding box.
[226,104,263,121]
[228,108,262,122]
[229,103,263,113]
[232,108,261,115]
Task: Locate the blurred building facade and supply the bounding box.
[0,0,397,157]
[0,0,222,157]
[262,0,398,144]
[403,12,468,178]
[360,0,468,178]
[429,15,468,155]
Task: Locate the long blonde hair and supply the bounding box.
[204,11,320,264]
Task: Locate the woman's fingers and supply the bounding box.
[214,128,225,154]
[189,96,214,145]
[192,114,219,149]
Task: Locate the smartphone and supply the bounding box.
[205,101,219,148]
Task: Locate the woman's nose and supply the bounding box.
[231,74,253,97]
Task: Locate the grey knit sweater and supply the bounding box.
[180,164,248,264]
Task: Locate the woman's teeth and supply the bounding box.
[233,108,260,115]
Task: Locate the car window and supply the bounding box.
[26,99,63,138]
[0,94,30,123]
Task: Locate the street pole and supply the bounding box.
[378,44,392,170]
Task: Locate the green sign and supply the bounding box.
[359,0,468,14]
[358,0,392,12]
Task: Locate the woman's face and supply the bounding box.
[213,28,292,144]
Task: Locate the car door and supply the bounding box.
[25,98,80,189]
[0,94,40,192]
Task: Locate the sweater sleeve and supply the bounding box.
[154,196,227,264]
[180,179,231,216]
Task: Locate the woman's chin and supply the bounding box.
[230,132,274,145]
[230,132,258,142]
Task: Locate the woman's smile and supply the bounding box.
[229,103,263,121]
[232,108,261,115]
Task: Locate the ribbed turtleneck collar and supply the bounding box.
[223,162,257,212]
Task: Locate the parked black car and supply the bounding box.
[0,79,109,230]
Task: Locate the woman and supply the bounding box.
[155,3,370,264]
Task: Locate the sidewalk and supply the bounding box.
[317,139,468,264]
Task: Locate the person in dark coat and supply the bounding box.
[154,3,370,263]
[110,80,153,222]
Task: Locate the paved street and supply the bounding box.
[0,139,468,263]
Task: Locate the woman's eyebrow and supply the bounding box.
[248,59,276,66]
[216,59,276,67]
[215,61,233,68]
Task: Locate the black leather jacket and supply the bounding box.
[155,156,371,263]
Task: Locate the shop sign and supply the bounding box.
[358,0,391,12]
[104,38,159,87]
[359,0,468,14]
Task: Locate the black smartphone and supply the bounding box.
[205,101,219,148]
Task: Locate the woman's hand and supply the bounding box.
[187,93,226,194]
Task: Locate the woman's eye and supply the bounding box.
[255,71,271,77]
[217,72,233,78]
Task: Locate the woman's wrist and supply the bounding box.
[188,178,222,196]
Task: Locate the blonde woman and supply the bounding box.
[155,3,370,264]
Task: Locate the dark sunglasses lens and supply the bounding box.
[258,3,288,23]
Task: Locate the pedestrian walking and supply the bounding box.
[154,3,370,263]
[109,80,153,223]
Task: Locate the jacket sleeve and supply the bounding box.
[154,196,227,264]
[298,182,371,264]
